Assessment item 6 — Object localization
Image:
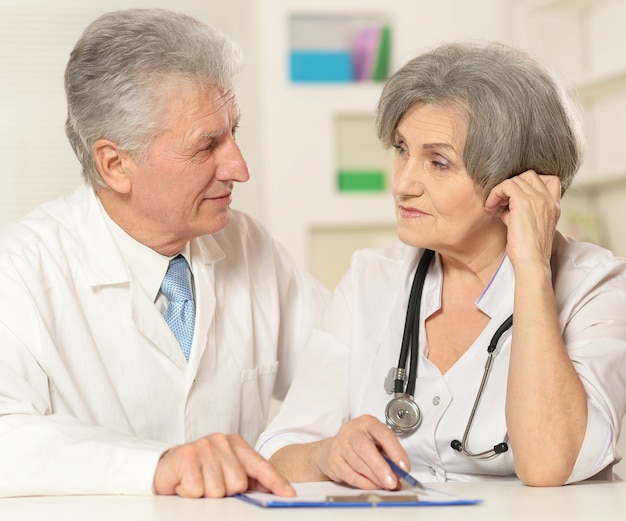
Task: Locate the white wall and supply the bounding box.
[0,0,264,225]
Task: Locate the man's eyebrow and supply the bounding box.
[188,113,241,151]
[195,129,225,142]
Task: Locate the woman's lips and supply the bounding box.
[398,205,428,219]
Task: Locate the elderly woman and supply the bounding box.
[256,42,626,487]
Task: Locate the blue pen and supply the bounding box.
[381,453,425,490]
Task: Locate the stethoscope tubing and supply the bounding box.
[396,248,434,396]
[453,315,512,460]
[386,249,512,459]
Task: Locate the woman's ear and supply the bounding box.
[93,139,133,194]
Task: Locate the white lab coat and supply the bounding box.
[0,184,329,496]
[258,235,626,483]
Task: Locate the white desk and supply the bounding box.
[1,480,624,521]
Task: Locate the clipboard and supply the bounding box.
[235,481,482,508]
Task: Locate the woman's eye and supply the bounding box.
[392,143,406,155]
[430,155,450,169]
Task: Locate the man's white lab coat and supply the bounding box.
[0,184,329,496]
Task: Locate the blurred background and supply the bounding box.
[2,0,625,289]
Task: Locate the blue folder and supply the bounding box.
[235,482,482,508]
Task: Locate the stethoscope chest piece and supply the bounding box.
[385,394,421,434]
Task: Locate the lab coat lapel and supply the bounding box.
[74,185,188,369]
[475,255,515,318]
[185,238,223,383]
[132,286,188,369]
[71,185,129,287]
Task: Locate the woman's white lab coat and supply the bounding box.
[258,237,626,483]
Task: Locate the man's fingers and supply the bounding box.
[247,458,296,497]
[175,463,206,498]
[231,435,295,497]
[154,444,209,498]
[199,434,249,497]
[154,434,278,498]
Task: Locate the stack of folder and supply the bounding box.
[290,22,391,83]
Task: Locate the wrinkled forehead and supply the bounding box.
[397,102,469,146]
[155,78,238,120]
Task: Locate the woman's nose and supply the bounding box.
[392,157,424,197]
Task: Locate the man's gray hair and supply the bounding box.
[64,8,243,188]
[376,41,584,197]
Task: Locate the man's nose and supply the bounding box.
[217,138,250,183]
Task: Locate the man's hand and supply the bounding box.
[153,433,295,498]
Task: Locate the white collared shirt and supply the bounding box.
[101,209,192,314]
[257,236,626,483]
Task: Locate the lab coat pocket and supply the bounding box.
[239,361,279,445]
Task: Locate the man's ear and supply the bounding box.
[93,139,133,194]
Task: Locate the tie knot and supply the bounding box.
[160,255,193,302]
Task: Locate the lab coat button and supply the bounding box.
[432,396,441,406]
[429,466,437,476]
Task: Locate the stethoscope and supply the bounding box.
[384,248,513,460]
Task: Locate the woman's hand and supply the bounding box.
[484,171,561,268]
[313,415,409,490]
[269,414,410,490]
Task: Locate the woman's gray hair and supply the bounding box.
[64,8,243,189]
[376,41,584,197]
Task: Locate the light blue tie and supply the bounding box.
[160,255,195,360]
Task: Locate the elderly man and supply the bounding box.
[0,8,328,498]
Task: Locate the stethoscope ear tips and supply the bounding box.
[450,439,509,456]
[494,442,509,454]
